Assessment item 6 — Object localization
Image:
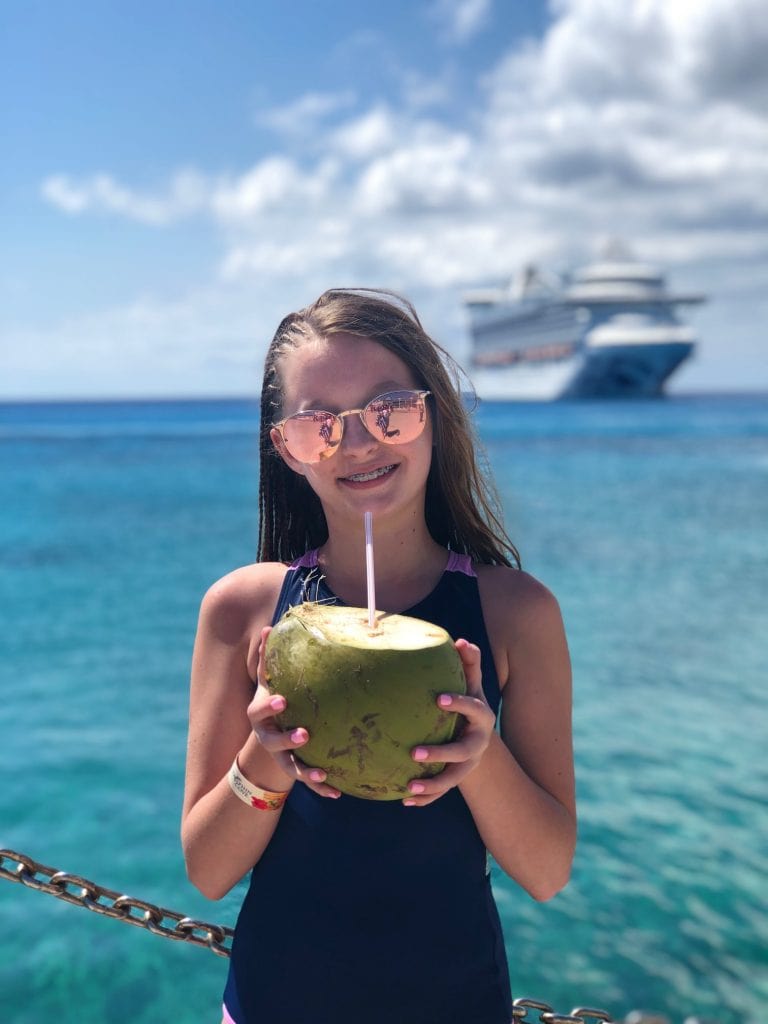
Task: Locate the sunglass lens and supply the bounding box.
[283,411,342,462]
[364,392,427,444]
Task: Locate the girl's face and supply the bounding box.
[272,334,434,529]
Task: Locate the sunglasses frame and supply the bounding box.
[273,389,432,463]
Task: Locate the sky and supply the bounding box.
[2,0,767,399]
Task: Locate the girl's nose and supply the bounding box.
[340,413,378,453]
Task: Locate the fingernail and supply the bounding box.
[270,695,286,711]
[309,769,325,782]
[291,728,307,744]
[409,782,426,794]
[403,798,417,807]
[438,694,453,707]
[327,790,341,799]
[413,747,428,761]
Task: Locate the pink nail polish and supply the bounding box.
[309,769,324,782]
[410,782,426,794]
[413,747,428,761]
[270,695,286,711]
[438,694,453,707]
[291,728,306,744]
[403,798,417,806]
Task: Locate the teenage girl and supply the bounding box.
[181,289,576,1024]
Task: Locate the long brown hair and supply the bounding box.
[257,288,520,568]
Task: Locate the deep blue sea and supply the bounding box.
[1,395,766,1024]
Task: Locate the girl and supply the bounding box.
[181,289,576,1024]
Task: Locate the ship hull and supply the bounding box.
[469,341,694,401]
[561,341,693,398]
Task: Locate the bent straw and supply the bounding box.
[364,511,376,629]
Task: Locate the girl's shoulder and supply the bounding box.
[475,564,565,644]
[198,561,290,641]
[474,565,568,693]
[475,563,559,607]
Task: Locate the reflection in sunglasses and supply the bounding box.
[318,415,335,446]
[374,403,399,439]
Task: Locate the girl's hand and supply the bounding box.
[404,639,495,807]
[247,626,341,799]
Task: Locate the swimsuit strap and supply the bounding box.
[444,550,477,577]
[289,550,319,569]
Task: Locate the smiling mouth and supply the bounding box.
[341,464,397,483]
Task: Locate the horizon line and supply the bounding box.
[1,388,767,406]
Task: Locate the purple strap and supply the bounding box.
[290,549,319,569]
[443,550,477,577]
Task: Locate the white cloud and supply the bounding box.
[541,0,768,108]
[354,130,491,215]
[256,90,357,136]
[41,160,339,227]
[211,157,337,222]
[431,0,492,44]
[41,169,209,225]
[41,176,90,213]
[476,0,768,259]
[219,220,350,280]
[329,106,398,160]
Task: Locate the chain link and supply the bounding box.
[0,849,232,958]
[512,999,617,1024]
[1,848,622,1022]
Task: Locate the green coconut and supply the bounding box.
[264,602,467,800]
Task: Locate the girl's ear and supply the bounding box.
[270,426,307,476]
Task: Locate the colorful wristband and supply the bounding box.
[228,757,290,811]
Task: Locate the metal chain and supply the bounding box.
[0,848,233,958]
[512,999,614,1024]
[1,848,620,1023]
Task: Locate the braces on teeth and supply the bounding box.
[346,465,395,482]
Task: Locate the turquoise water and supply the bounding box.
[1,395,766,1023]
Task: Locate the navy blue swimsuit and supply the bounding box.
[223,553,513,1024]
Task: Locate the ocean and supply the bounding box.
[0,395,766,1024]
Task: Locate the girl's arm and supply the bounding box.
[181,564,304,900]
[402,569,576,902]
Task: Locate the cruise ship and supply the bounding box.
[463,248,705,400]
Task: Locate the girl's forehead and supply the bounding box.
[279,334,418,403]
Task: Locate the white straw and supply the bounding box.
[364,511,376,629]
